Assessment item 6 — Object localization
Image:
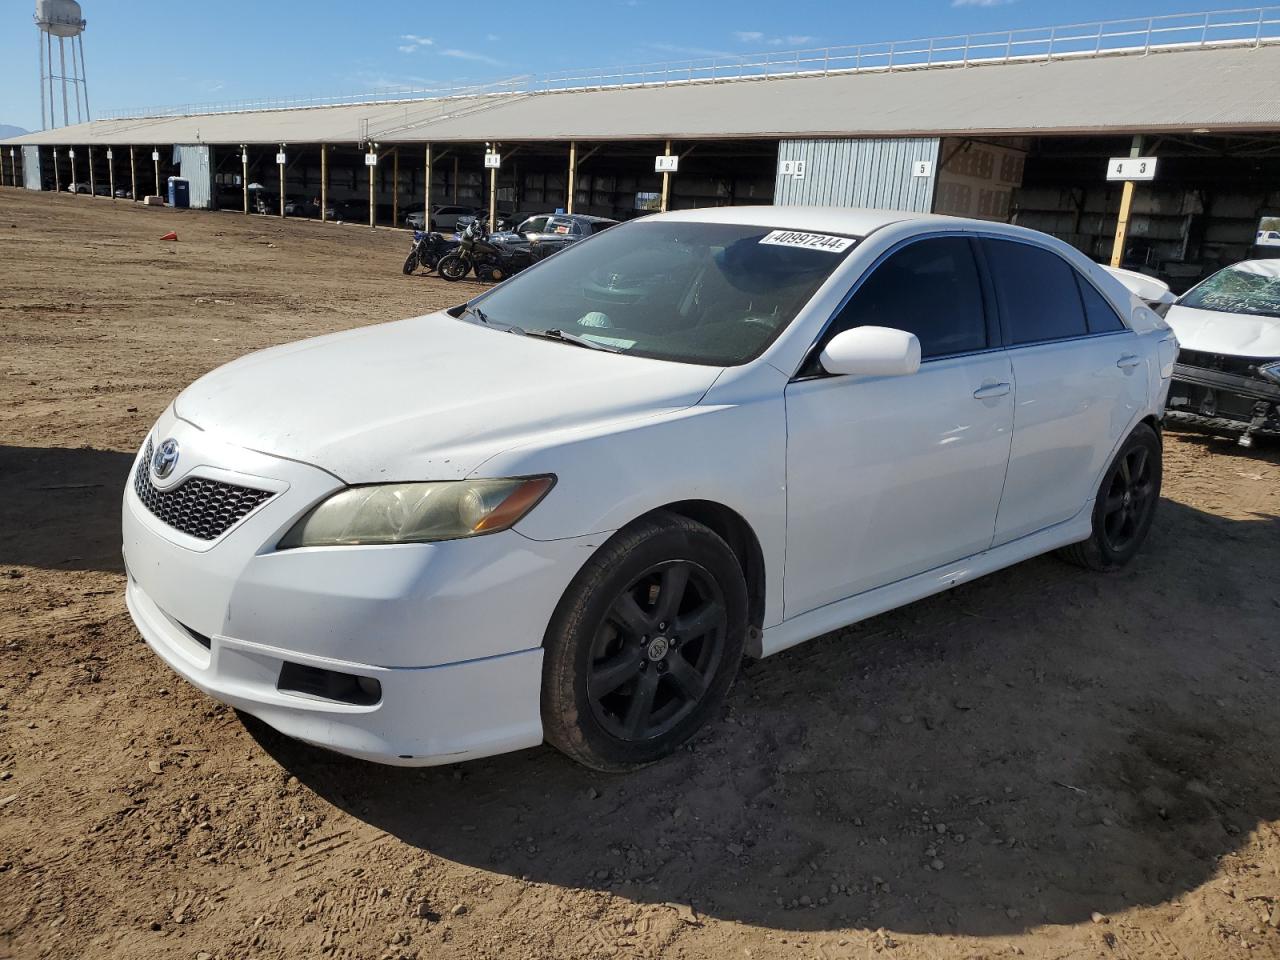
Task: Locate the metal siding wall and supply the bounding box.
[775,137,940,211]
[22,146,42,191]
[175,144,212,208]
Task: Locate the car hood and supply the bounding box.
[174,312,722,482]
[1165,304,1280,358]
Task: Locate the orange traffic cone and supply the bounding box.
[160,231,178,241]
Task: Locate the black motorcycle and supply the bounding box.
[402,230,457,275]
[436,222,541,283]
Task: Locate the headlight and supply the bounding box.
[1259,361,1280,385]
[278,477,554,548]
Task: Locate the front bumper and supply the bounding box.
[126,574,544,765]
[1168,363,1280,437]
[121,413,607,765]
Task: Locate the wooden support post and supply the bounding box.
[153,147,160,199]
[88,147,94,197]
[452,156,459,203]
[1110,135,1145,268]
[241,146,248,214]
[392,147,399,228]
[70,148,77,195]
[320,144,328,222]
[108,148,114,199]
[424,143,432,229]
[368,150,376,228]
[129,146,136,201]
[53,149,60,193]
[660,139,673,212]
[278,145,286,219]
[489,165,497,230]
[567,140,576,214]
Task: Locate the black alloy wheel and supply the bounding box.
[586,560,728,741]
[541,512,748,771]
[1057,422,1162,571]
[1100,442,1156,553]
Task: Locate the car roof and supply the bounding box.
[652,205,978,236]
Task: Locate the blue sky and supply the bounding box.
[0,0,1236,130]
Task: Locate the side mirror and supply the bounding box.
[819,326,922,378]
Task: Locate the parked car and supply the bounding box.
[1162,258,1280,446]
[67,181,90,194]
[122,207,1175,772]
[114,187,133,199]
[507,213,618,255]
[408,204,477,232]
[282,195,311,217]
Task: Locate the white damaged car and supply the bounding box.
[1163,259,1280,447]
[123,207,1177,771]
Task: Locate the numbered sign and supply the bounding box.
[69,148,76,158]
[484,152,502,169]
[106,149,113,160]
[276,152,287,165]
[241,151,248,163]
[654,155,679,174]
[152,151,160,161]
[364,152,378,167]
[1107,157,1158,181]
[912,160,934,178]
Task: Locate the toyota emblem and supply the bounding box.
[151,438,180,480]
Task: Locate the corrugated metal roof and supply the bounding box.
[6,43,1280,147]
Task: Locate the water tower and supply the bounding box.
[35,0,89,130]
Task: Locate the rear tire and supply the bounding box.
[1057,422,1162,571]
[542,513,748,772]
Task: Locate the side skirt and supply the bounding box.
[754,502,1094,659]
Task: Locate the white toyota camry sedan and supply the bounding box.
[123,207,1178,771]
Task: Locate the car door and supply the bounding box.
[784,235,1016,617]
[980,237,1149,545]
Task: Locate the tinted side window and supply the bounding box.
[1076,276,1127,333]
[826,237,988,360]
[983,239,1088,344]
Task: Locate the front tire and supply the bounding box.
[437,253,469,281]
[1057,422,1162,571]
[542,513,748,772]
[402,251,419,275]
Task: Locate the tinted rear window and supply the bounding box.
[1077,277,1126,333]
[983,239,1088,344]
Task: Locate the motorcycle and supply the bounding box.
[436,221,542,283]
[403,230,457,275]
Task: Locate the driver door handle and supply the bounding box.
[1116,354,1142,370]
[973,382,1012,400]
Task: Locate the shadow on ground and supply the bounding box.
[248,497,1280,937]
[0,445,134,573]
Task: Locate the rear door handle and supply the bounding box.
[1116,354,1142,370]
[973,382,1012,400]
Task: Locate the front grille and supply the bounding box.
[133,438,275,541]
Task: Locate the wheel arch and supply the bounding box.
[644,499,767,636]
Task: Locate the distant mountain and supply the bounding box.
[0,124,30,141]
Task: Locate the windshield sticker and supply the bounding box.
[760,230,855,253]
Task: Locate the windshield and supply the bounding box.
[1178,261,1280,319]
[466,221,857,365]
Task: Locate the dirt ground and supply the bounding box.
[1,188,1279,960]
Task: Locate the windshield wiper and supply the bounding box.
[459,303,490,324]
[509,327,620,352]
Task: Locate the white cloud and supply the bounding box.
[952,0,1017,6]
[439,48,504,66]
[645,42,736,58]
[398,34,434,53]
[734,31,816,48]
[486,33,500,41]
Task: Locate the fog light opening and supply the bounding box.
[277,661,382,707]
